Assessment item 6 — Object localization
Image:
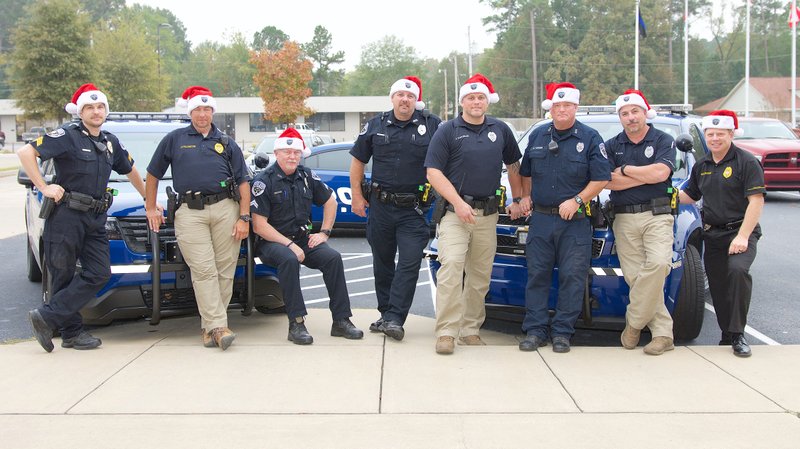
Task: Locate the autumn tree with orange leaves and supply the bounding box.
[250,41,314,126]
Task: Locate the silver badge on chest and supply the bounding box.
[576,142,585,153]
[418,125,426,136]
[488,131,497,142]
[644,145,654,158]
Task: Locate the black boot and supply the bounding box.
[288,319,313,345]
[732,333,751,358]
[378,320,405,341]
[331,318,364,340]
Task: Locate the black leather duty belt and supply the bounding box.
[376,190,418,208]
[703,220,743,232]
[613,203,652,214]
[533,204,560,215]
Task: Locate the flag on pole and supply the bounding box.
[638,12,647,37]
[789,3,800,28]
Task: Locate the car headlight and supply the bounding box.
[105,217,123,240]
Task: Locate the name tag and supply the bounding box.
[81,148,92,152]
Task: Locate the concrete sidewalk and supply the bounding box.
[1,309,798,448]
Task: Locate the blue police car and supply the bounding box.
[20,113,283,325]
[427,105,710,340]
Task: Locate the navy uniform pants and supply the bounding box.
[256,238,352,321]
[522,213,592,340]
[703,229,759,337]
[38,206,111,339]
[366,199,430,325]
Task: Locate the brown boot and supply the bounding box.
[201,329,216,348]
[621,324,641,350]
[211,327,236,351]
[644,336,674,356]
[458,335,486,346]
[435,336,455,355]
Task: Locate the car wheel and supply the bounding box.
[672,245,705,341]
[27,239,42,282]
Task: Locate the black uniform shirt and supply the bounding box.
[250,164,332,237]
[683,144,766,226]
[605,125,676,206]
[147,123,248,195]
[350,109,442,193]
[520,120,611,207]
[424,115,521,198]
[33,122,134,199]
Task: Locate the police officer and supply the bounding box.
[425,73,524,355]
[251,128,363,345]
[349,76,441,341]
[679,110,765,358]
[145,86,250,351]
[606,89,676,356]
[20,83,150,352]
[517,82,610,354]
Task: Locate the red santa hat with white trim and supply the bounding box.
[389,76,425,110]
[273,127,310,157]
[177,85,217,115]
[615,89,657,119]
[701,110,743,137]
[541,82,580,111]
[458,73,500,104]
[65,83,109,115]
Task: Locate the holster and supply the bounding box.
[166,186,178,223]
[39,196,55,219]
[650,196,672,216]
[184,192,205,210]
[360,178,372,199]
[587,199,607,228]
[431,194,447,224]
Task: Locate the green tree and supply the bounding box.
[253,26,290,51]
[344,36,423,96]
[301,26,345,95]
[182,33,257,97]
[8,0,94,120]
[78,0,125,23]
[250,41,314,125]
[93,21,167,111]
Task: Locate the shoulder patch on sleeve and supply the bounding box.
[250,199,258,209]
[359,123,369,135]
[252,180,266,196]
[310,169,321,181]
[599,143,608,159]
[46,128,65,138]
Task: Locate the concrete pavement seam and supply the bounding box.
[379,334,386,414]
[63,338,167,415]
[535,350,584,413]
[686,346,790,412]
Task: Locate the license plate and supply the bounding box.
[517,231,528,245]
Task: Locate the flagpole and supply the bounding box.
[794,0,797,126]
[684,0,688,105]
[745,0,751,117]
[635,0,640,89]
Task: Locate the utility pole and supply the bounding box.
[453,56,459,117]
[530,10,539,119]
[467,26,473,74]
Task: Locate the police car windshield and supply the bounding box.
[109,132,172,180]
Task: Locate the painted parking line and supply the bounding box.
[301,276,375,291]
[299,263,374,280]
[304,281,432,305]
[704,303,780,345]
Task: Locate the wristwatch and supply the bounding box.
[574,195,584,206]
[238,214,251,222]
[512,197,522,204]
[320,228,332,237]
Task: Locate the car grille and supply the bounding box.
[142,283,248,311]
[495,223,606,259]
[763,152,799,168]
[117,217,176,254]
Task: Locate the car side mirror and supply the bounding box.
[254,152,270,169]
[675,133,693,153]
[17,168,32,187]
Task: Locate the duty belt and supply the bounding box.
[613,203,652,214]
[62,191,110,214]
[703,219,743,232]
[180,190,233,210]
[376,190,418,208]
[533,204,560,215]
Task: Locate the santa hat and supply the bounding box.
[541,82,580,111]
[702,110,743,137]
[65,83,109,115]
[458,73,500,104]
[273,127,310,157]
[615,89,657,119]
[389,76,425,110]
[177,85,217,114]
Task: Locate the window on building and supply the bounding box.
[307,113,345,132]
[359,112,381,129]
[216,113,236,139]
[250,113,275,132]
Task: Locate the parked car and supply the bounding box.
[18,112,283,325]
[735,117,800,193]
[426,105,710,340]
[22,126,54,143]
[248,131,326,170]
[302,142,368,228]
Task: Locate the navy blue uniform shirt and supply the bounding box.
[424,115,521,198]
[683,144,765,226]
[520,120,611,207]
[605,125,676,206]
[147,123,248,195]
[33,122,134,199]
[250,164,332,237]
[351,109,442,193]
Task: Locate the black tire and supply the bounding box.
[672,244,706,341]
[27,239,42,282]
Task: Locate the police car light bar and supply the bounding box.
[104,112,190,122]
[576,104,693,115]
[651,104,693,113]
[577,106,617,114]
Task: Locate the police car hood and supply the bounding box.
[106,179,174,217]
[499,170,613,205]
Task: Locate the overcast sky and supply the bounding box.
[128,0,498,71]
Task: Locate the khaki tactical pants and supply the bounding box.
[174,198,241,331]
